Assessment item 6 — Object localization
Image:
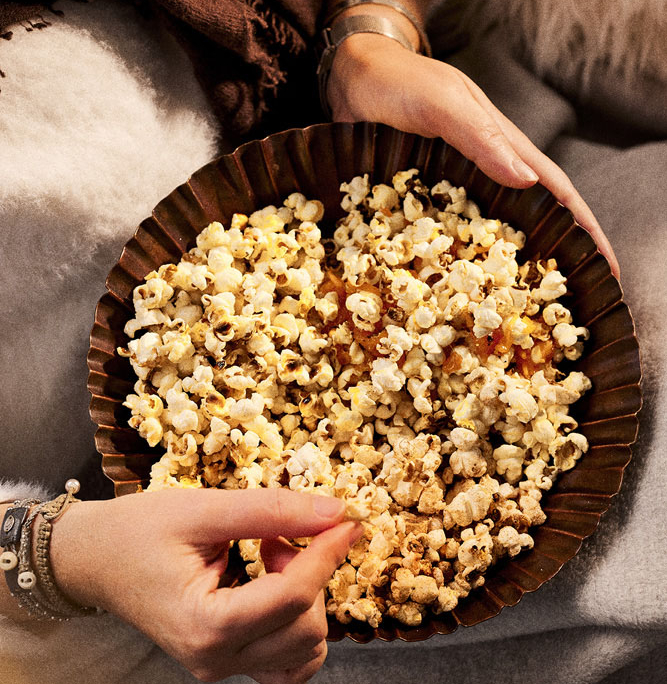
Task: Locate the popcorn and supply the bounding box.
[450,448,487,478]
[134,275,174,310]
[500,386,539,423]
[272,313,300,344]
[411,575,439,604]
[552,322,589,348]
[286,443,334,489]
[131,415,163,448]
[346,291,383,331]
[386,601,425,626]
[411,304,436,330]
[442,292,469,321]
[482,239,519,286]
[458,523,494,574]
[121,170,590,628]
[496,525,534,557]
[164,384,199,434]
[551,432,588,472]
[448,260,486,300]
[128,331,161,365]
[470,296,503,338]
[340,174,370,209]
[469,217,501,248]
[532,269,567,302]
[390,269,431,312]
[542,302,572,326]
[228,393,265,422]
[446,484,493,527]
[392,168,419,196]
[430,324,457,348]
[493,444,525,484]
[435,585,459,613]
[371,358,406,394]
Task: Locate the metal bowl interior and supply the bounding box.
[87,122,642,643]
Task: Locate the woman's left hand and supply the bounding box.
[326,33,620,278]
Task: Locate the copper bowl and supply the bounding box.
[87,122,641,642]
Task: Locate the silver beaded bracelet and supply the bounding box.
[1,479,101,620]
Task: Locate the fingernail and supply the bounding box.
[512,159,539,183]
[313,495,345,520]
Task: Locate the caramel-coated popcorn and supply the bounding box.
[120,170,591,626]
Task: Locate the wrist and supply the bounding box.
[327,32,388,111]
[49,499,107,611]
[320,5,423,120]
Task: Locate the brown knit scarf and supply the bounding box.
[0,0,324,138]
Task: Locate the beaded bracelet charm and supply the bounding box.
[0,497,43,616]
[0,497,40,573]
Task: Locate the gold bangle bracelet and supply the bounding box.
[323,0,432,57]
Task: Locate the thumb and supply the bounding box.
[260,537,299,574]
[184,488,346,542]
[221,521,363,636]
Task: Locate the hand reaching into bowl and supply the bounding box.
[39,489,361,683]
[325,2,620,278]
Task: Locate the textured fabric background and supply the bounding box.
[432,0,667,135]
[0,1,665,682]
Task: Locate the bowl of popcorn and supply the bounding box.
[88,122,641,642]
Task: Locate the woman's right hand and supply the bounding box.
[50,489,362,683]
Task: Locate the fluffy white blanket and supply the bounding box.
[0,2,665,683]
[0,0,219,487]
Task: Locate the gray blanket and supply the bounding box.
[1,2,665,682]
